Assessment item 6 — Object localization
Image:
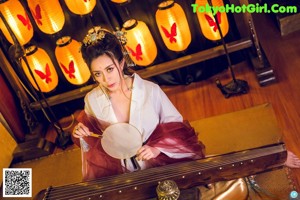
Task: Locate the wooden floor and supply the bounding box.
[162,13,300,190]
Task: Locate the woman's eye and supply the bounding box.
[94,72,102,77]
[107,67,114,73]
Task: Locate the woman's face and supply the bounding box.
[91,54,123,92]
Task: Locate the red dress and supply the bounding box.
[72,111,205,181]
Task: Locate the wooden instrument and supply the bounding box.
[35,143,286,200]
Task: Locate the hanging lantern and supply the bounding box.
[122,19,157,67]
[0,0,33,45]
[195,0,229,41]
[64,0,96,15]
[27,0,65,34]
[155,0,191,52]
[21,45,58,93]
[55,36,91,85]
[110,0,129,4]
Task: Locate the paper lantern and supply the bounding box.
[195,0,229,41]
[27,0,65,34]
[55,36,91,85]
[21,45,58,93]
[0,0,33,45]
[110,0,129,4]
[155,0,191,52]
[64,0,96,15]
[122,19,157,67]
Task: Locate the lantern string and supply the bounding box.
[124,6,131,18]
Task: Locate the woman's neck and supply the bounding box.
[108,75,133,98]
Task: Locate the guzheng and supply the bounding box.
[35,143,286,200]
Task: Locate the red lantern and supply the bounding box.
[0,0,33,45]
[27,0,65,34]
[195,0,229,41]
[155,1,191,52]
[21,45,58,93]
[64,0,96,15]
[55,36,91,85]
[122,19,157,67]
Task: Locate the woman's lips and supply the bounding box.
[107,83,115,88]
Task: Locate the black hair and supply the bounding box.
[80,29,132,75]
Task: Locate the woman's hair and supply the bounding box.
[80,27,131,75]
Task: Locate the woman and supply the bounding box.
[72,27,205,181]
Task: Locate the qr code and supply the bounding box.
[2,168,32,197]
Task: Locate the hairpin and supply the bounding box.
[82,26,106,46]
[114,27,127,46]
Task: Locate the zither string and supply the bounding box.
[43,144,285,199]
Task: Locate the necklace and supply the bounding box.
[124,75,134,91]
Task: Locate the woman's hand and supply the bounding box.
[72,122,91,138]
[136,145,161,161]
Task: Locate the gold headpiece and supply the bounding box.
[82,26,106,46]
[114,27,127,46]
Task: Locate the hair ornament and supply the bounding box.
[81,26,136,68]
[114,27,127,46]
[82,26,106,46]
